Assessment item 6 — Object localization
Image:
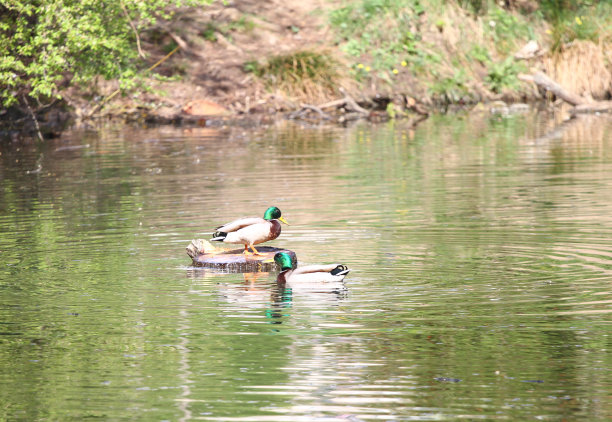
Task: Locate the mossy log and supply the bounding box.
[186,239,297,272]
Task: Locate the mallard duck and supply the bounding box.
[211,206,289,255]
[274,252,350,285]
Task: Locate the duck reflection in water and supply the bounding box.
[274,252,350,295]
[215,271,273,307]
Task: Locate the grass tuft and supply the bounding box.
[246,50,343,103]
[541,40,612,100]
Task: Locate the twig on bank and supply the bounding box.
[290,89,370,120]
[288,104,331,120]
[22,95,44,142]
[168,32,208,60]
[339,87,369,115]
[167,32,189,52]
[146,45,180,73]
[288,88,432,125]
[316,98,348,109]
[120,0,145,59]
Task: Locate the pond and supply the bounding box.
[1,111,611,421]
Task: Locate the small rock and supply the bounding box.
[514,40,540,60]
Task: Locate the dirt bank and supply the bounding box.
[67,0,340,123]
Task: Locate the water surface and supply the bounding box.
[1,112,611,420]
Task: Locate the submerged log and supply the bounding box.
[186,239,297,272]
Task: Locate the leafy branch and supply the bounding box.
[0,0,211,108]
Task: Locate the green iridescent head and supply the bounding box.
[274,252,294,271]
[263,206,289,224]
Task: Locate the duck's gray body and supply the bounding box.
[274,252,349,293]
[278,264,349,284]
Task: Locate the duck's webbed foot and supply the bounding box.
[250,245,263,256]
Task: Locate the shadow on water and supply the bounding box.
[1,112,611,420]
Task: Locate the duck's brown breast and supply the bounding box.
[268,220,282,241]
[250,220,281,245]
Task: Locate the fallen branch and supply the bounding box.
[168,32,209,60]
[288,89,369,121]
[518,71,584,106]
[316,98,349,110]
[288,104,331,120]
[339,87,369,115]
[519,71,612,114]
[289,90,370,120]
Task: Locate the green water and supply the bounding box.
[1,112,611,421]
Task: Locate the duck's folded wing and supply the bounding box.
[216,217,265,232]
[292,264,340,275]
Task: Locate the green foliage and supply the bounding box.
[539,0,593,21]
[486,6,532,54]
[386,102,397,119]
[485,57,525,93]
[468,44,491,64]
[243,60,258,74]
[0,0,211,107]
[327,0,611,104]
[329,0,432,77]
[224,16,255,33]
[201,23,219,41]
[198,16,255,44]
[458,0,487,15]
[543,1,610,52]
[428,70,469,104]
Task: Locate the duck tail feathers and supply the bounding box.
[211,231,227,241]
[331,265,350,276]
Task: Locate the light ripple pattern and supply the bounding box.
[0,114,611,421]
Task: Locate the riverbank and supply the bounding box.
[2,0,611,139]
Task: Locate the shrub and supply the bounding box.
[429,70,469,104]
[0,0,211,108]
[485,57,525,93]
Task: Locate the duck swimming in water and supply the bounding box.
[211,206,289,255]
[274,252,350,285]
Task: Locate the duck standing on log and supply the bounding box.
[211,206,289,255]
[274,252,350,286]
